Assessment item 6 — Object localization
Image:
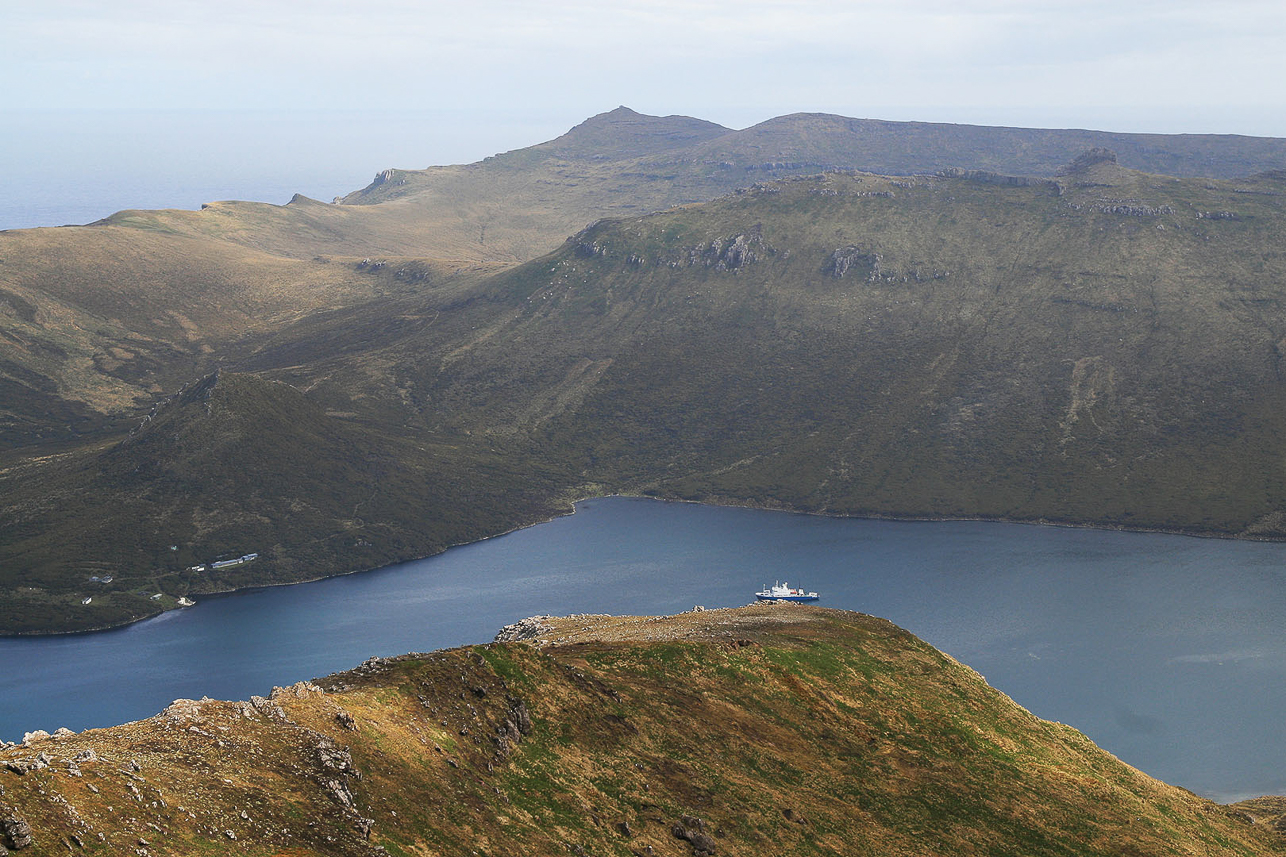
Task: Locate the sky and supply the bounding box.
[3,0,1285,227]
[8,0,1286,135]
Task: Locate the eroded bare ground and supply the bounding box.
[2,605,1283,857]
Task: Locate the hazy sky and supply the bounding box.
[4,0,1285,229]
[8,0,1286,137]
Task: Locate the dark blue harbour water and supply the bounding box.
[4,497,1285,802]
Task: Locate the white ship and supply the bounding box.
[755,581,819,602]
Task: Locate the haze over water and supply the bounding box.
[0,108,571,231]
[3,497,1285,803]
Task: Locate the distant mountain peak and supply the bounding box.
[546,107,731,159]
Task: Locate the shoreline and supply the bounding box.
[4,492,1282,639]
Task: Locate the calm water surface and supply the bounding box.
[4,497,1285,802]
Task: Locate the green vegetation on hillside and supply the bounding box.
[473,162,1286,537]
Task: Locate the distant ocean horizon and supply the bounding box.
[0,108,576,232]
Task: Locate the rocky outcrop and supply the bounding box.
[3,753,51,776]
[828,247,882,280]
[671,815,716,855]
[695,232,765,271]
[494,616,554,642]
[493,697,533,758]
[1090,200,1175,217]
[936,167,1059,192]
[271,681,325,700]
[1057,147,1119,175]
[317,743,357,778]
[663,230,770,272]
[576,239,608,258]
[248,695,287,720]
[2,815,33,850]
[370,169,405,188]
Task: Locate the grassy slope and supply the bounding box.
[0,219,494,451]
[691,112,1286,179]
[0,606,1279,856]
[329,108,1286,266]
[7,106,1285,451]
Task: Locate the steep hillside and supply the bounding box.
[357,156,1286,538]
[6,108,1286,458]
[0,371,566,634]
[1,605,1280,856]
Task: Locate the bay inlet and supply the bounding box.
[3,496,1285,802]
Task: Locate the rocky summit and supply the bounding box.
[0,604,1283,855]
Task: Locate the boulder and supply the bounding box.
[2,815,33,850]
[671,816,716,854]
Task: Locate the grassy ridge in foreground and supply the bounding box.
[0,605,1280,856]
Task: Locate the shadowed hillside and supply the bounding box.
[0,371,566,634]
[344,158,1286,538]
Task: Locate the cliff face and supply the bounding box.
[0,605,1279,856]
